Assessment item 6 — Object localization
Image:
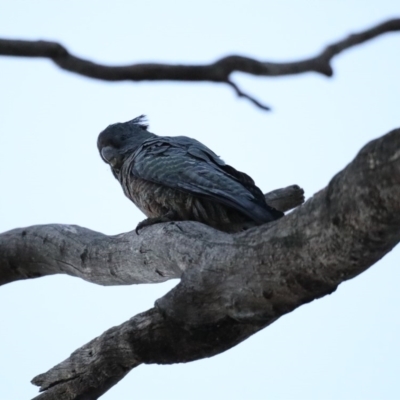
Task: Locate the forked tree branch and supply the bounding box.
[1,128,398,399]
[0,18,399,110]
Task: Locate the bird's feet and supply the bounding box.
[135,212,178,234]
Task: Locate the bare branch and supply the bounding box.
[28,128,400,399]
[0,186,303,287]
[0,18,399,110]
[227,79,271,110]
[0,223,186,287]
[264,184,304,212]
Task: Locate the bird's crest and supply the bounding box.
[127,115,149,130]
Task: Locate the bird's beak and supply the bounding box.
[101,146,119,168]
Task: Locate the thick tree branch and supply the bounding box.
[0,18,399,110]
[0,185,303,287]
[23,127,400,399]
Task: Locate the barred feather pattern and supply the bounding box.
[118,154,253,232]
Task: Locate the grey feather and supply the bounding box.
[131,137,277,223]
[97,116,283,231]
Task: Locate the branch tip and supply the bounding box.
[227,80,271,111]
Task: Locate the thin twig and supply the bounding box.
[227,80,271,110]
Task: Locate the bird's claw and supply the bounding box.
[135,218,153,235]
[135,214,177,235]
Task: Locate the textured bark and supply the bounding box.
[0,18,399,110]
[2,128,397,399]
[0,186,302,287]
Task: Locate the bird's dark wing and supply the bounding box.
[130,136,282,223]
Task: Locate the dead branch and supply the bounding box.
[0,18,399,110]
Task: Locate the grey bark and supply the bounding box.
[1,129,399,399]
[0,185,302,287]
[0,18,399,110]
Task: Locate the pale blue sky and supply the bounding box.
[1,1,400,399]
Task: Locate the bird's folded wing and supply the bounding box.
[130,138,279,223]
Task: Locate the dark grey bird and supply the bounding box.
[97,115,283,232]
